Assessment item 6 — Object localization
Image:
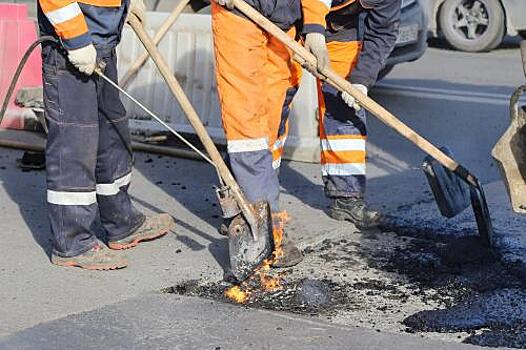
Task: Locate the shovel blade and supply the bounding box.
[492,104,526,214]
[470,183,493,246]
[226,201,274,283]
[423,147,470,218]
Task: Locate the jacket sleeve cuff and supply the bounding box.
[349,75,373,89]
[62,32,92,50]
[302,23,326,35]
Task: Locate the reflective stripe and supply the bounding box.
[320,0,332,7]
[45,3,83,25]
[227,138,268,153]
[96,173,132,196]
[47,190,97,206]
[272,136,287,151]
[322,163,366,176]
[272,158,282,170]
[321,138,366,152]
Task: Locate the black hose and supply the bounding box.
[0,36,58,125]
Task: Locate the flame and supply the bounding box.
[259,273,281,292]
[224,285,250,304]
[225,211,289,304]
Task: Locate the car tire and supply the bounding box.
[439,0,505,52]
[377,65,394,81]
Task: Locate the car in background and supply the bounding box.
[425,0,526,52]
[381,0,428,79]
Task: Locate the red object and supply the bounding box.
[0,3,42,129]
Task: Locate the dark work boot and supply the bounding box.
[108,213,175,250]
[51,241,128,270]
[329,197,382,229]
[270,212,303,268]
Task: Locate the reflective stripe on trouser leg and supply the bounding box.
[43,44,99,257]
[319,40,366,198]
[228,141,280,212]
[95,51,145,241]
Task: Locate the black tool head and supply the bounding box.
[423,147,470,218]
[470,181,493,247]
[225,201,274,283]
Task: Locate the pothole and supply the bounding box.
[164,228,526,348]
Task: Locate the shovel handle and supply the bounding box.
[120,0,190,88]
[127,15,260,236]
[232,0,476,185]
[521,41,526,79]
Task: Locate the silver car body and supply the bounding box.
[426,0,526,36]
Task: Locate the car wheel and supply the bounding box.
[377,65,394,80]
[439,0,505,52]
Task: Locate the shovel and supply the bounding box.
[230,0,493,246]
[492,41,526,214]
[122,14,274,282]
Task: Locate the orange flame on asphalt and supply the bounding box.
[224,285,250,304]
[224,211,289,304]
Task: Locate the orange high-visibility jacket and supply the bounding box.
[38,0,127,50]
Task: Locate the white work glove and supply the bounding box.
[304,32,330,73]
[67,43,97,75]
[342,84,368,110]
[216,0,234,10]
[126,0,146,25]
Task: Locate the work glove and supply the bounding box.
[67,43,97,76]
[216,0,235,10]
[127,0,146,25]
[342,84,368,110]
[304,32,330,73]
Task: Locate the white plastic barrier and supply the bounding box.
[117,12,320,163]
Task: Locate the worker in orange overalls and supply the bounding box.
[318,0,401,229]
[212,0,335,267]
[38,0,175,270]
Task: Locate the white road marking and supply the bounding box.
[374,82,525,106]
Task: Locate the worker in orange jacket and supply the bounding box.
[38,0,174,270]
[212,0,334,267]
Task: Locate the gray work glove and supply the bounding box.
[304,32,330,73]
[67,43,97,75]
[127,0,146,25]
[216,0,234,10]
[342,84,368,110]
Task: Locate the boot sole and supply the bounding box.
[108,222,174,250]
[329,208,380,230]
[52,260,127,270]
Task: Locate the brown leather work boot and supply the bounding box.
[51,241,128,270]
[269,211,303,268]
[108,213,175,250]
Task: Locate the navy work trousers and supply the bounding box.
[42,45,145,257]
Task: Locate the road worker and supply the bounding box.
[38,0,174,270]
[315,0,401,229]
[212,0,335,267]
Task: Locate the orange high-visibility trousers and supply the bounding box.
[318,40,366,198]
[212,3,301,211]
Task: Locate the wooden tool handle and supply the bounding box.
[128,15,258,230]
[521,41,526,79]
[121,0,190,88]
[232,0,463,175]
